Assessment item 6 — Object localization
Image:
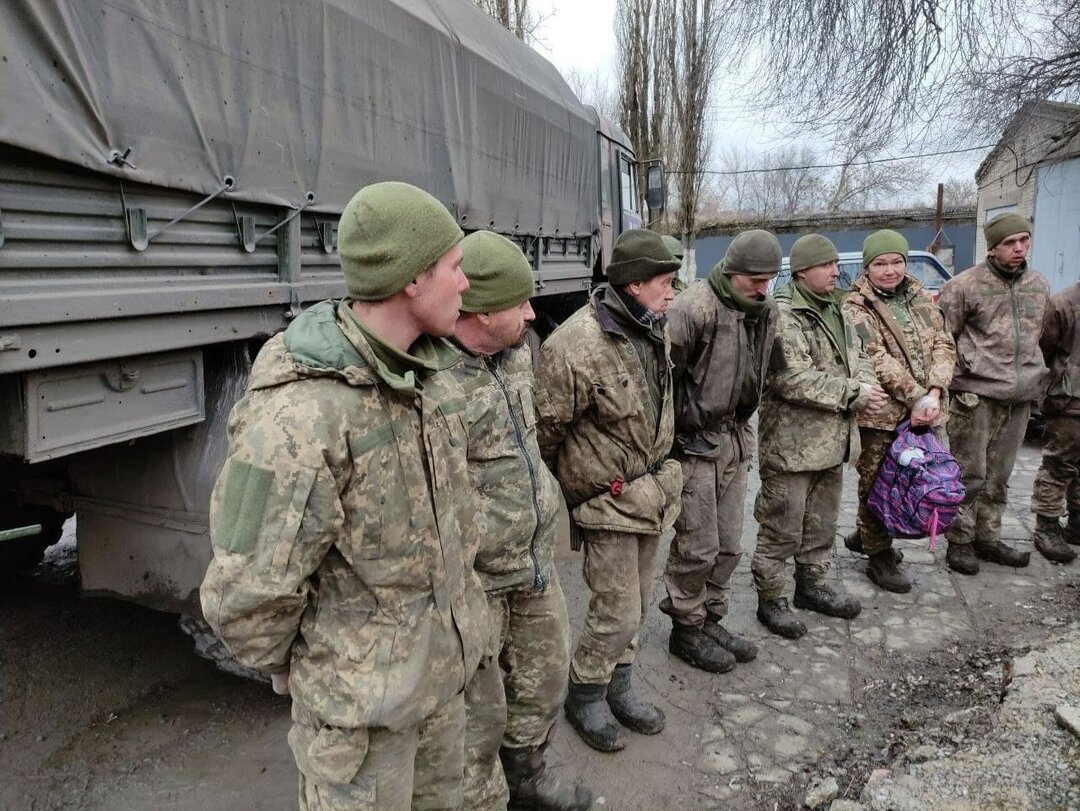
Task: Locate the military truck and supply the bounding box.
[0,0,659,608]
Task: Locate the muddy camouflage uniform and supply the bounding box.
[536,286,682,686]
[661,279,776,625]
[200,300,487,811]
[843,274,955,554]
[752,283,878,598]
[939,260,1049,547]
[1032,283,1080,529]
[454,346,571,811]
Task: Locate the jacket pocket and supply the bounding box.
[571,458,683,534]
[592,373,635,422]
[291,721,374,797]
[347,424,400,561]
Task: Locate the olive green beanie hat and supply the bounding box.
[723,229,782,275]
[459,231,535,313]
[338,181,464,301]
[661,235,684,261]
[789,234,839,273]
[984,212,1031,249]
[606,229,681,286]
[862,229,909,267]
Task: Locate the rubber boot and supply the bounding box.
[702,612,758,662]
[1064,513,1080,546]
[669,623,735,673]
[844,530,903,562]
[866,549,914,593]
[793,574,862,619]
[563,679,625,752]
[973,538,1031,568]
[500,740,593,811]
[756,596,807,639]
[946,542,979,575]
[1033,515,1078,563]
[606,664,664,735]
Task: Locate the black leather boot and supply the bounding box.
[1064,513,1080,546]
[973,539,1031,568]
[867,549,914,593]
[845,530,903,562]
[756,596,807,639]
[564,679,625,752]
[702,613,758,662]
[946,542,979,575]
[606,664,664,735]
[793,575,861,619]
[669,623,736,673]
[500,741,593,811]
[1033,515,1077,563]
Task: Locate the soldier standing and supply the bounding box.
[939,213,1048,574]
[454,232,592,811]
[536,229,683,752]
[660,230,781,672]
[200,182,488,810]
[662,234,688,293]
[752,234,888,639]
[1029,282,1080,564]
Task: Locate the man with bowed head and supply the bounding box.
[536,229,683,752]
[661,229,781,673]
[752,233,888,639]
[453,231,592,811]
[939,213,1049,575]
[200,181,488,810]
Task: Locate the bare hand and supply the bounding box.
[910,393,941,427]
[271,670,290,696]
[860,384,889,416]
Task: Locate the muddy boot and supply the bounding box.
[793,575,861,619]
[1064,513,1080,546]
[973,539,1031,568]
[606,664,664,735]
[866,549,913,593]
[564,679,625,752]
[946,542,979,575]
[500,742,593,811]
[1033,515,1078,563]
[756,596,807,639]
[669,623,735,673]
[845,530,903,562]
[702,613,758,662]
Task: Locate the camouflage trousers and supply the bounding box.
[570,528,661,685]
[1031,414,1080,518]
[291,693,465,811]
[463,575,572,811]
[946,393,1029,546]
[660,441,749,627]
[751,465,843,600]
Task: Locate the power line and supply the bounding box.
[666,144,995,176]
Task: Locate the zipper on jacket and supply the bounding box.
[489,359,546,591]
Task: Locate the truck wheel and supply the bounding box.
[0,508,66,581]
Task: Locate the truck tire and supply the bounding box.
[0,507,66,582]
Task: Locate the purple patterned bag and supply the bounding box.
[867,421,966,549]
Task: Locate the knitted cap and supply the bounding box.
[661,235,684,261]
[338,181,464,301]
[789,234,839,273]
[862,229,909,267]
[723,229,782,276]
[459,231,535,313]
[606,229,681,286]
[984,212,1031,249]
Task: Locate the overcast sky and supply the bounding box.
[528,0,985,196]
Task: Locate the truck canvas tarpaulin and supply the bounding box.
[0,0,599,237]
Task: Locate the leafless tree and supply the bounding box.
[473,0,544,42]
[939,177,979,207]
[563,67,618,120]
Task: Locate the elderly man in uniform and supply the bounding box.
[752,234,887,639]
[454,231,592,811]
[939,213,1049,574]
[660,230,781,672]
[536,229,683,752]
[200,182,488,810]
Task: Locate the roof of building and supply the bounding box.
[975,100,1080,183]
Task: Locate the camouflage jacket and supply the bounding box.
[668,279,777,454]
[843,274,955,430]
[939,260,1049,404]
[1039,283,1080,416]
[200,300,487,731]
[536,286,682,535]
[451,346,560,594]
[759,283,878,472]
